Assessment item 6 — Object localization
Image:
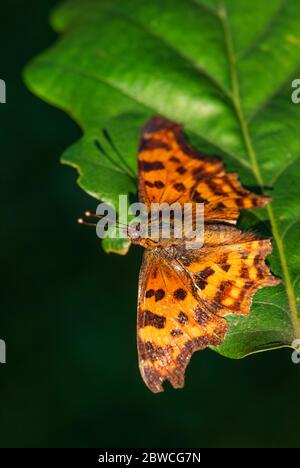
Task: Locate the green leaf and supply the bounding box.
[24,0,300,358]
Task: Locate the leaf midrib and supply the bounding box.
[218,0,300,338]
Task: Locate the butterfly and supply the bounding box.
[130,116,280,393]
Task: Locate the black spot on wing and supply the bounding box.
[155,289,165,302]
[141,310,166,329]
[154,181,165,189]
[178,311,188,324]
[140,138,171,151]
[140,161,165,172]
[174,288,187,300]
[146,289,155,298]
[194,267,215,290]
[195,307,210,325]
[176,166,187,175]
[170,329,183,337]
[192,191,207,204]
[174,183,186,192]
[169,156,180,163]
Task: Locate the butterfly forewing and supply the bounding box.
[138,116,269,223]
[137,250,227,393]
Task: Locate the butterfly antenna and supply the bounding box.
[85,211,127,228]
[85,211,128,228]
[77,218,97,227]
[78,211,128,230]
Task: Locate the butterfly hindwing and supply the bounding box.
[174,224,281,317]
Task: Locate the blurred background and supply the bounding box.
[0,0,299,448]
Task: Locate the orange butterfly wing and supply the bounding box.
[174,224,281,318]
[136,116,280,393]
[137,227,280,392]
[138,116,269,223]
[137,250,227,393]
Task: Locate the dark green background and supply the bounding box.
[0,0,299,448]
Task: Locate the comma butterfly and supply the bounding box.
[132,117,280,393]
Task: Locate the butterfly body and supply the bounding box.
[131,117,280,393]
